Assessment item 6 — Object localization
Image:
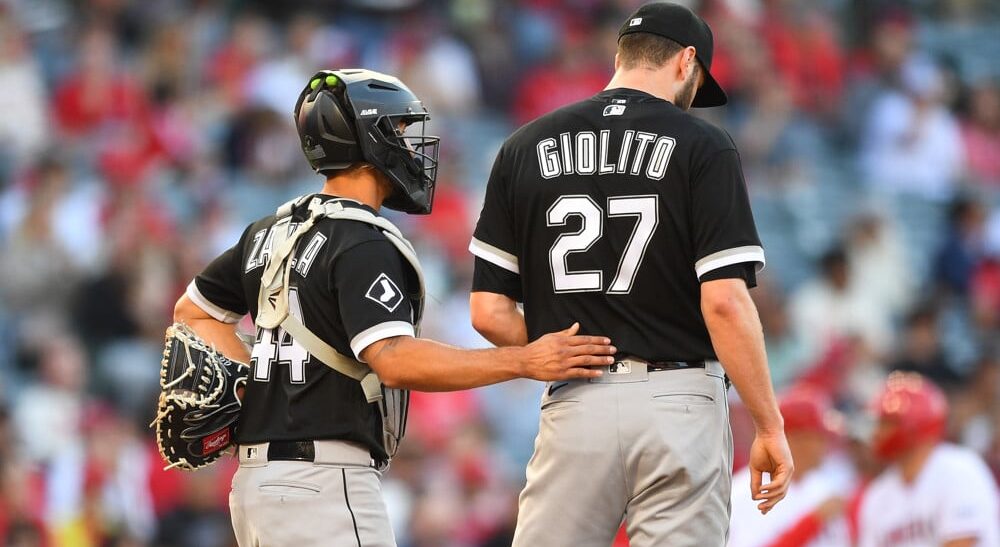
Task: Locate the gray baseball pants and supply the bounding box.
[229,440,395,547]
[513,359,733,547]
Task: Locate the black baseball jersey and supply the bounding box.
[187,195,418,461]
[470,88,764,362]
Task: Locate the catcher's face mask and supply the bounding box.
[371,113,439,213]
[293,69,441,214]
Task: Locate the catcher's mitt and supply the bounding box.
[151,322,249,471]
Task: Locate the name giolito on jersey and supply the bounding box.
[536,130,677,180]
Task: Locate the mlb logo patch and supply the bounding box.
[603,105,627,117]
[608,361,631,374]
[366,273,405,312]
[629,17,642,26]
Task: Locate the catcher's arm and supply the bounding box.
[174,295,250,364]
[470,291,528,347]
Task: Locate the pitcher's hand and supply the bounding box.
[749,431,794,514]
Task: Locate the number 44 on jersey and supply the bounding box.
[251,287,310,383]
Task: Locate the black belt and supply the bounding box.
[621,358,729,388]
[645,360,705,372]
[267,441,315,462]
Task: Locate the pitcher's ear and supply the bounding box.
[682,46,698,80]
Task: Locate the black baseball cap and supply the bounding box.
[618,2,727,108]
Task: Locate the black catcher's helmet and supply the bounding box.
[293,69,440,214]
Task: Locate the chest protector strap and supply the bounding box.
[254,196,424,463]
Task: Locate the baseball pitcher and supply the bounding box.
[468,3,793,545]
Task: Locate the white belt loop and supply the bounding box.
[705,360,724,377]
[313,440,376,467]
[704,360,732,390]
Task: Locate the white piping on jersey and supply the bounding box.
[350,321,415,362]
[694,245,766,279]
[469,237,520,274]
[185,280,242,324]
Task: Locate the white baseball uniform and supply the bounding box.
[858,443,1000,547]
[729,455,856,547]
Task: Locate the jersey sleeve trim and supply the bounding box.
[468,237,520,274]
[350,320,415,362]
[695,245,766,279]
[186,280,243,324]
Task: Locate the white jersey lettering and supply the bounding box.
[534,130,675,180]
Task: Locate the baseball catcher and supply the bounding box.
[171,68,615,546]
[151,322,249,470]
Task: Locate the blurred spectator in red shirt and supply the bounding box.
[406,389,481,452]
[413,185,472,262]
[54,26,150,136]
[513,25,608,125]
[853,10,914,88]
[961,81,1000,187]
[759,0,845,118]
[0,403,49,546]
[972,258,1000,331]
[54,25,164,185]
[204,13,271,109]
[0,461,48,547]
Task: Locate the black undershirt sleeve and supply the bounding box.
[471,257,523,302]
[699,262,758,288]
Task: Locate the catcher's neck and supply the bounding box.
[321,164,392,211]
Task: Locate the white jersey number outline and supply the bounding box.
[250,287,310,384]
[547,194,659,294]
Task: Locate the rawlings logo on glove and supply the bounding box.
[151,323,249,471]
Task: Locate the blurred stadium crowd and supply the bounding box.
[0,0,999,545]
